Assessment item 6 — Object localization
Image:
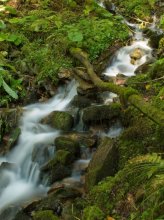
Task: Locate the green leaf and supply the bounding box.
[2,79,18,99]
[0,20,6,29]
[68,30,83,42]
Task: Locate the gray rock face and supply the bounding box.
[85,137,119,191]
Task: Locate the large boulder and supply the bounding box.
[42,111,74,131]
[85,137,119,191]
[82,103,121,126]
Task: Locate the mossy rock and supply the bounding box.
[82,205,105,220]
[82,103,121,126]
[55,136,80,157]
[85,137,119,191]
[30,188,81,214]
[32,210,59,220]
[42,111,74,131]
[149,58,164,79]
[41,150,72,184]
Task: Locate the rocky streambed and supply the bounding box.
[0,1,163,220]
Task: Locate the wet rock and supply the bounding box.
[55,136,80,158]
[130,48,144,64]
[32,144,53,165]
[82,103,121,127]
[0,162,17,171]
[0,108,22,154]
[134,61,152,74]
[0,206,21,220]
[41,150,72,184]
[85,137,119,191]
[71,95,91,108]
[58,68,73,80]
[115,74,128,85]
[42,111,74,131]
[30,188,81,214]
[144,28,163,48]
[104,0,116,14]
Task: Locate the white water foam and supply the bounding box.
[103,21,152,77]
[0,80,77,211]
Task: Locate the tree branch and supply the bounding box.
[70,48,164,126]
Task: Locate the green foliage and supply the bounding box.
[159,15,164,30]
[33,210,59,220]
[113,0,158,20]
[88,154,164,220]
[82,205,105,220]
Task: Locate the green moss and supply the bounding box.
[149,58,164,79]
[88,154,164,220]
[33,210,59,220]
[82,206,105,220]
[51,111,74,131]
[153,87,164,111]
[113,0,157,20]
[119,106,163,168]
[55,136,80,156]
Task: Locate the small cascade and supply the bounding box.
[0,80,77,211]
[103,22,152,77]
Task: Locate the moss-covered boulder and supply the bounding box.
[82,103,121,126]
[85,137,119,191]
[42,111,74,131]
[32,210,59,220]
[82,205,105,220]
[41,150,72,184]
[55,136,80,158]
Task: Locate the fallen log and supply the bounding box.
[70,48,164,126]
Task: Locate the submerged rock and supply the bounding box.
[85,137,119,191]
[42,111,74,131]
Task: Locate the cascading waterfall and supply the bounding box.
[103,21,152,77]
[0,80,77,211]
[0,2,156,215]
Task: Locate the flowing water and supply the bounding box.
[103,21,152,77]
[0,3,156,215]
[0,81,77,211]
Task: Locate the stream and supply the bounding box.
[0,2,156,217]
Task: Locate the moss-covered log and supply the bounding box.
[70,48,164,126]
